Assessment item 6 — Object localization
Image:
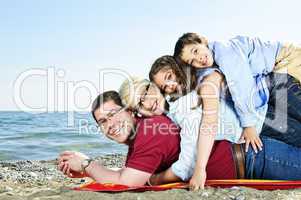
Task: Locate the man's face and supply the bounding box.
[94,100,135,144]
[181,43,214,68]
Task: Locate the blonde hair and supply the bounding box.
[119,76,150,109]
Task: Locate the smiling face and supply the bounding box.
[181,43,214,68]
[152,68,181,95]
[135,83,166,117]
[93,100,135,144]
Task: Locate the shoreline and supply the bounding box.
[1,154,301,200]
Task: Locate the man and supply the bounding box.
[58,90,181,186]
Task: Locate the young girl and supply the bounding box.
[149,55,267,190]
[149,54,301,190]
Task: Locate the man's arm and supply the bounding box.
[85,161,151,186]
[58,151,151,186]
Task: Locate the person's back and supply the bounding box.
[126,115,181,174]
[211,35,282,75]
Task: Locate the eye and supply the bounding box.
[107,112,114,118]
[193,49,198,55]
[98,119,107,125]
[166,73,172,80]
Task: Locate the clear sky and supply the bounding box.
[1,0,300,111]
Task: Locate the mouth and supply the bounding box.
[110,124,123,137]
[201,56,208,66]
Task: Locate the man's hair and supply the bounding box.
[91,90,123,121]
[173,32,208,62]
[148,55,197,99]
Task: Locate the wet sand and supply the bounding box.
[1,154,301,200]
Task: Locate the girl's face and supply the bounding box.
[136,83,166,117]
[152,68,180,95]
[181,43,214,68]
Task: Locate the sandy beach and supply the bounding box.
[1,154,301,200]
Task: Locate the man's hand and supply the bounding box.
[189,168,206,191]
[57,151,90,176]
[240,127,263,153]
[57,161,87,178]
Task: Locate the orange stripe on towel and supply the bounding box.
[73,179,301,192]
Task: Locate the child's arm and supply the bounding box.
[190,71,222,191]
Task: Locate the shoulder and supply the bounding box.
[197,71,224,96]
[197,68,223,82]
[213,35,252,54]
[203,70,223,80]
[136,115,174,127]
[201,70,223,85]
[136,115,179,137]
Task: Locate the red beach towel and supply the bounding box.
[73,179,301,192]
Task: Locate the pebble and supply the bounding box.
[0,186,13,193]
[201,192,209,197]
[1,155,301,199]
[235,195,245,200]
[30,172,38,178]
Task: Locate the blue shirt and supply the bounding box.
[206,36,282,127]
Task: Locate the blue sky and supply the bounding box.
[1,0,300,111]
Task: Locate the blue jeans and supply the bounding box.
[262,73,301,147]
[245,136,301,180]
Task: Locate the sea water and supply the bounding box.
[0,111,127,160]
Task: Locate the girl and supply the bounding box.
[149,55,301,190]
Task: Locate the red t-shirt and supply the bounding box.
[206,141,236,179]
[125,115,181,174]
[125,115,236,179]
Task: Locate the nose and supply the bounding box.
[142,99,154,111]
[166,80,177,89]
[167,84,175,91]
[199,56,204,62]
[105,119,115,135]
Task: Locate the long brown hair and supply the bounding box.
[149,55,197,100]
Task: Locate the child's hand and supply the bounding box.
[189,168,206,191]
[240,127,263,153]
